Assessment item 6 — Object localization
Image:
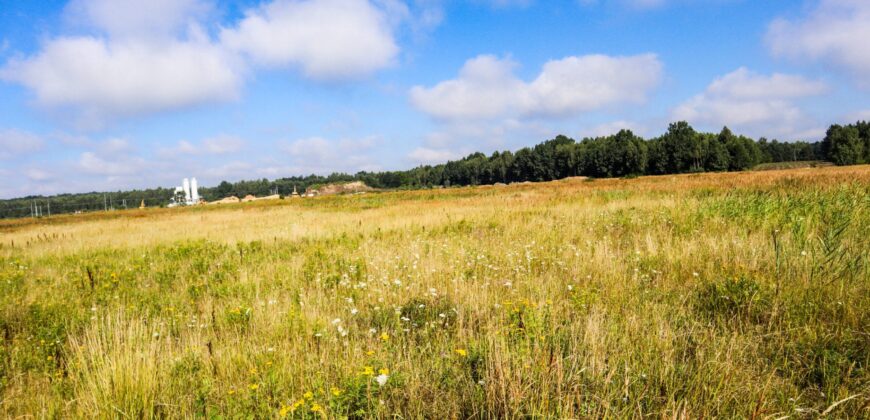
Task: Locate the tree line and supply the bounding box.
[1,121,867,219]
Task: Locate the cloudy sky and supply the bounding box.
[1,0,868,198]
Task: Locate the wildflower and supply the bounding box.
[361,366,375,376]
[380,332,390,341]
[292,399,305,410]
[350,308,359,315]
[250,368,258,375]
[228,389,236,395]
[366,350,375,356]
[375,373,389,387]
[331,387,342,397]
[303,391,314,400]
[249,384,259,391]
[310,403,324,412]
[279,404,291,417]
[455,348,467,357]
[378,367,390,375]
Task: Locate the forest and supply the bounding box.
[1,120,868,219]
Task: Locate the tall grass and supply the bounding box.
[0,165,868,418]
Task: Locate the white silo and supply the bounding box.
[183,178,192,204]
[191,178,200,204]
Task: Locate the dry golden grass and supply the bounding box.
[0,166,868,418]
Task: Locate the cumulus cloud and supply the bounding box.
[767,0,870,87]
[278,135,381,173]
[65,0,211,40]
[163,135,246,156]
[407,118,554,165]
[407,147,461,164]
[25,168,54,182]
[672,67,827,138]
[409,54,662,121]
[578,0,668,9]
[845,109,870,122]
[584,120,648,138]
[221,0,401,80]
[1,0,408,125]
[0,129,44,159]
[0,35,242,124]
[77,151,146,176]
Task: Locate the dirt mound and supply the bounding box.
[208,196,240,205]
[307,181,373,196]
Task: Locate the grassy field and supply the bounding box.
[1,166,868,418]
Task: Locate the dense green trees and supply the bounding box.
[2,121,865,219]
[823,123,868,166]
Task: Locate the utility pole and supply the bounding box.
[104,194,107,211]
[47,200,51,217]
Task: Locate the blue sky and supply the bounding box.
[0,0,868,198]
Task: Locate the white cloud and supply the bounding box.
[25,168,54,182]
[278,135,380,173]
[672,67,827,138]
[0,129,44,159]
[410,53,662,121]
[163,135,246,156]
[65,0,211,40]
[77,151,146,176]
[408,118,554,165]
[584,120,647,138]
[767,0,870,87]
[578,0,668,9]
[0,36,242,124]
[0,0,240,126]
[1,0,414,125]
[845,109,870,122]
[221,0,401,80]
[98,138,133,155]
[407,147,460,164]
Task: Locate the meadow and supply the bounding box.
[0,166,868,418]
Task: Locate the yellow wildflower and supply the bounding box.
[303,391,314,400]
[380,332,390,341]
[249,383,259,391]
[330,387,342,397]
[366,350,375,356]
[311,403,323,412]
[378,367,390,376]
[361,366,375,376]
[455,348,467,357]
[279,405,291,417]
